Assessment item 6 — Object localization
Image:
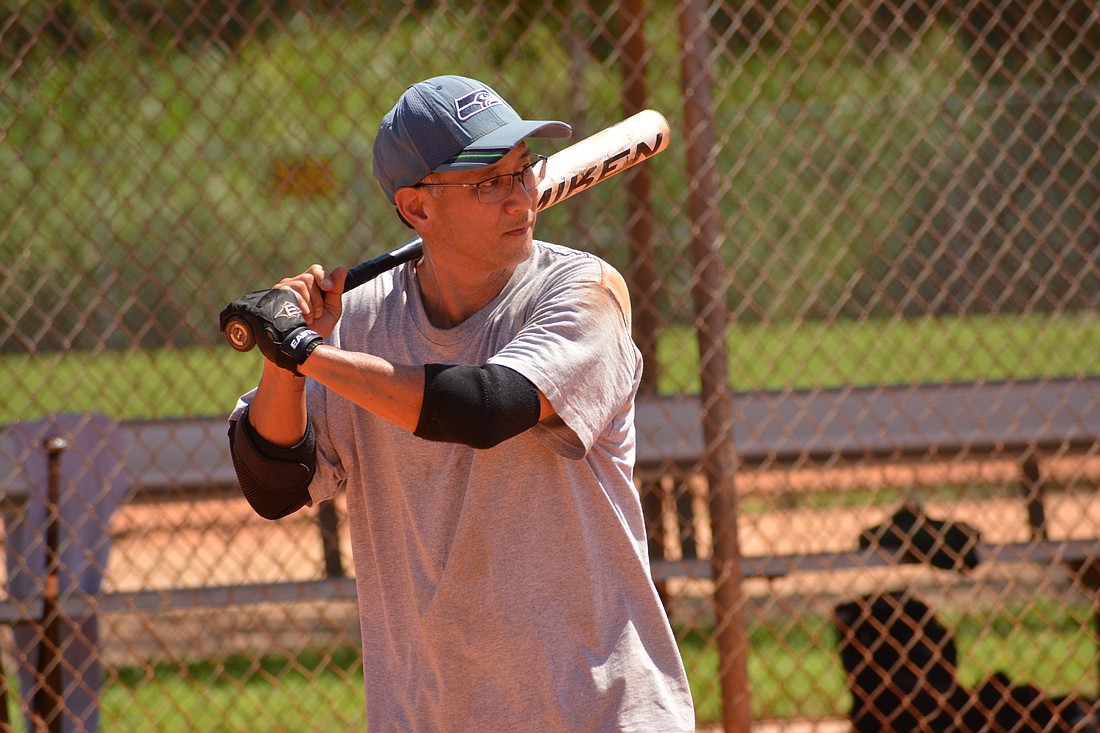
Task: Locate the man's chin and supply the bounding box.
[502,232,534,259]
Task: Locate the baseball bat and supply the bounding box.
[222,109,670,352]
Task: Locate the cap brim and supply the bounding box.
[434,120,572,172]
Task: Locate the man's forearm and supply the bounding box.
[299,345,426,433]
[247,360,310,447]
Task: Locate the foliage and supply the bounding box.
[3,4,1098,356]
[2,3,1097,366]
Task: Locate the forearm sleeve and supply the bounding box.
[228,408,316,520]
[414,363,541,449]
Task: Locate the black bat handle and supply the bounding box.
[342,236,423,293]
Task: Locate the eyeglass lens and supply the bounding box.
[478,158,545,203]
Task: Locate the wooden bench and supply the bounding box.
[632,376,1100,583]
[1,376,1097,613]
[0,415,351,623]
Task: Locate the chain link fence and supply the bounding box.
[2,1,1099,730]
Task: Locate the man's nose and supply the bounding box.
[504,175,535,211]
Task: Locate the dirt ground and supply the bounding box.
[59,452,1100,649]
[99,453,1100,589]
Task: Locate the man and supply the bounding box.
[223,75,695,732]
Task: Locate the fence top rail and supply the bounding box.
[1,377,1097,503]
[0,414,237,504]
[635,376,1100,467]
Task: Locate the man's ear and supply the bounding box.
[394,187,430,231]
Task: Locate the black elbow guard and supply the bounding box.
[414,364,541,449]
[228,410,316,519]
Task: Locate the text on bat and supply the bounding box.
[536,132,665,210]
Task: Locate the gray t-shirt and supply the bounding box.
[237,241,694,732]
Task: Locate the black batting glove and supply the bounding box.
[219,289,325,375]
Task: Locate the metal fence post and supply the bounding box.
[33,436,67,733]
[678,1,753,729]
[620,0,661,396]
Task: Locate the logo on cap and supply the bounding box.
[454,89,504,121]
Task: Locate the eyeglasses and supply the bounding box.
[414,155,548,204]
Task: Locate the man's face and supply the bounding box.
[418,144,539,268]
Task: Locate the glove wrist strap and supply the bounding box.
[280,327,324,375]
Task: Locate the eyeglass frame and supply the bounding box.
[411,154,548,204]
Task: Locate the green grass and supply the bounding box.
[102,649,366,733]
[675,598,1099,723]
[0,649,367,733]
[1,346,263,422]
[4,310,1096,423]
[0,601,1065,729]
[658,311,1100,393]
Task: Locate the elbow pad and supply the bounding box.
[414,364,541,449]
[228,409,316,520]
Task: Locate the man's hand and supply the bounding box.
[219,289,324,375]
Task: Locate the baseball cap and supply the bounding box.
[372,75,572,203]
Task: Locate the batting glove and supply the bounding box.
[219,289,325,375]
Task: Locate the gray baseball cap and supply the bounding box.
[372,75,572,203]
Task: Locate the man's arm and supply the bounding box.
[226,266,341,519]
[228,405,315,520]
[234,261,553,439]
[231,352,549,519]
[301,349,550,447]
[299,346,427,433]
[248,361,310,444]
[228,359,317,520]
[227,264,555,518]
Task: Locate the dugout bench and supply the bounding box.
[633,376,1100,583]
[0,414,355,619]
[3,377,1094,597]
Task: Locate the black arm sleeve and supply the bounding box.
[228,408,316,520]
[414,364,542,449]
